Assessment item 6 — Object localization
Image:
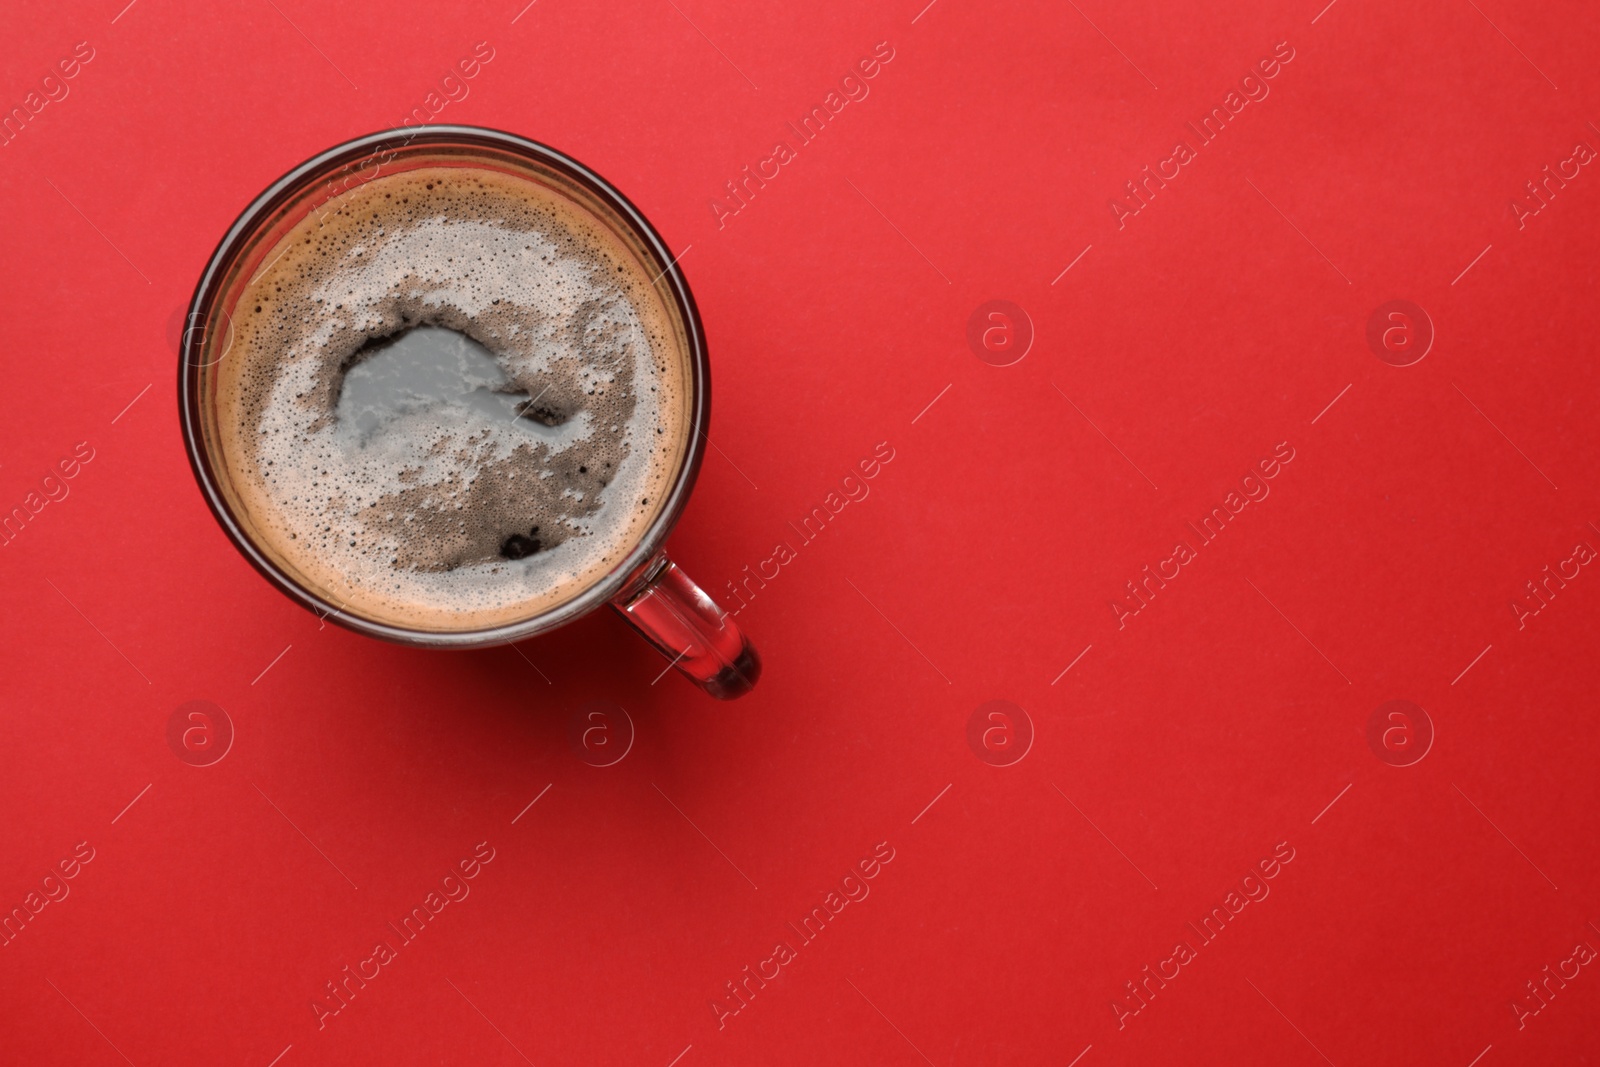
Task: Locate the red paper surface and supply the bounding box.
[2,1,1599,1064]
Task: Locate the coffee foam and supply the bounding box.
[213,165,692,631]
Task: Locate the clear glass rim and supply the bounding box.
[177,125,709,648]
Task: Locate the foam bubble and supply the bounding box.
[214,167,691,630]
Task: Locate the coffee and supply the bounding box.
[210,165,694,631]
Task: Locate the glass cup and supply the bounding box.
[178,125,759,699]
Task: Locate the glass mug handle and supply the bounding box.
[613,554,760,699]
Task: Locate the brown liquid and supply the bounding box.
[212,166,693,631]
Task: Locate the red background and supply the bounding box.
[2,0,1598,1064]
